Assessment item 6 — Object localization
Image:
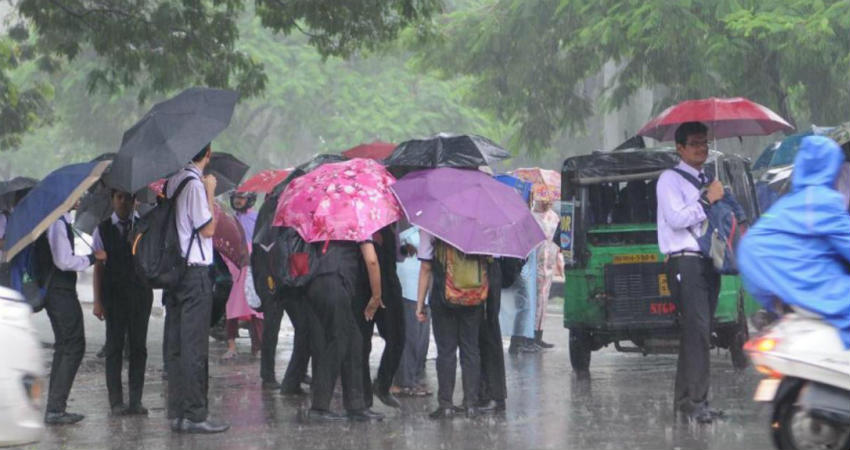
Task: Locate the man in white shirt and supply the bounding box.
[42,211,106,425]
[655,121,725,424]
[163,144,228,434]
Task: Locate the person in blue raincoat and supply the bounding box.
[738,135,850,348]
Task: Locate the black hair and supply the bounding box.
[192,143,212,162]
[110,189,134,200]
[674,122,709,146]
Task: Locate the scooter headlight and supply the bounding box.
[744,336,778,353]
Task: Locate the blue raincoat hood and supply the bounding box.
[791,135,844,190]
[738,136,850,348]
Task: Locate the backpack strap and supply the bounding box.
[671,168,704,191]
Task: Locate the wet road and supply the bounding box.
[23,304,774,450]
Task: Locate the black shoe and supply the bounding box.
[179,418,230,434]
[262,380,282,390]
[465,406,483,418]
[429,406,458,419]
[519,339,541,353]
[45,411,85,425]
[373,382,401,408]
[308,409,346,422]
[534,330,554,349]
[170,418,183,432]
[281,385,307,396]
[477,399,506,413]
[706,407,725,419]
[110,403,129,416]
[682,407,714,424]
[125,404,148,416]
[348,408,385,422]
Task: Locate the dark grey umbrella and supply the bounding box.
[383,133,511,172]
[0,176,38,212]
[208,152,249,196]
[104,87,239,193]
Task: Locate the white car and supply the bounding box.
[0,286,44,447]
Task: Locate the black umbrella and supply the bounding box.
[0,176,38,212]
[104,87,239,193]
[383,133,511,172]
[208,152,249,196]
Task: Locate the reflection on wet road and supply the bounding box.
[24,306,772,450]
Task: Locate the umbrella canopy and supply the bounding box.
[237,169,293,194]
[3,161,111,262]
[207,152,249,195]
[273,158,402,243]
[384,133,510,170]
[104,87,239,193]
[213,203,249,267]
[0,176,37,212]
[637,97,794,141]
[342,141,396,160]
[391,168,545,258]
[510,168,561,202]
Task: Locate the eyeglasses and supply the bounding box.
[685,140,709,148]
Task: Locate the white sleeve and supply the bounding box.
[185,181,213,231]
[417,230,435,261]
[91,226,104,252]
[47,219,91,272]
[656,171,707,229]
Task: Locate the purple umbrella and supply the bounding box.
[391,168,545,258]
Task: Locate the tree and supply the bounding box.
[15,0,443,101]
[0,24,52,150]
[414,0,850,153]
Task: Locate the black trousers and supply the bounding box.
[306,274,365,412]
[165,267,213,422]
[352,291,404,407]
[103,287,153,407]
[479,265,506,402]
[281,296,311,391]
[666,255,721,413]
[44,286,85,413]
[259,291,311,388]
[431,302,483,408]
[260,295,284,383]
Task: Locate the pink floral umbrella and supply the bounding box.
[273,158,402,243]
[511,167,561,202]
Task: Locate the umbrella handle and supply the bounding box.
[71,226,95,251]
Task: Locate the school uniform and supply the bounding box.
[163,164,215,424]
[44,213,95,415]
[418,230,483,409]
[478,259,506,404]
[92,212,153,409]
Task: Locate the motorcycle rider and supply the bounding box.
[738,135,850,349]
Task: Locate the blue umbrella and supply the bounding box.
[494,174,533,202]
[2,161,111,262]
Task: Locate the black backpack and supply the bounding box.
[131,176,197,289]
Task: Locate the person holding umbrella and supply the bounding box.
[2,161,110,425]
[656,122,725,423]
[163,144,229,434]
[91,190,153,416]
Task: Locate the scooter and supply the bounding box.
[745,313,850,450]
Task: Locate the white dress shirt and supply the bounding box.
[656,162,707,255]
[166,164,213,266]
[47,213,91,272]
[92,211,139,252]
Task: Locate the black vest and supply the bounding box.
[97,218,144,299]
[41,218,78,289]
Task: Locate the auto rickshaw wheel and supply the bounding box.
[569,329,592,373]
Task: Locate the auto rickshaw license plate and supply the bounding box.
[658,274,670,296]
[753,378,780,402]
[612,254,658,264]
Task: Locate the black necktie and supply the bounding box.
[119,220,131,238]
[698,173,707,187]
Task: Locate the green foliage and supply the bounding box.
[414,0,850,153]
[3,12,510,179]
[16,0,443,102]
[0,29,53,151]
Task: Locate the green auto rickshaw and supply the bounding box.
[559,147,760,372]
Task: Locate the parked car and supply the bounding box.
[0,286,44,447]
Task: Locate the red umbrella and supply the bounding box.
[637,97,794,141]
[236,169,292,194]
[342,141,396,160]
